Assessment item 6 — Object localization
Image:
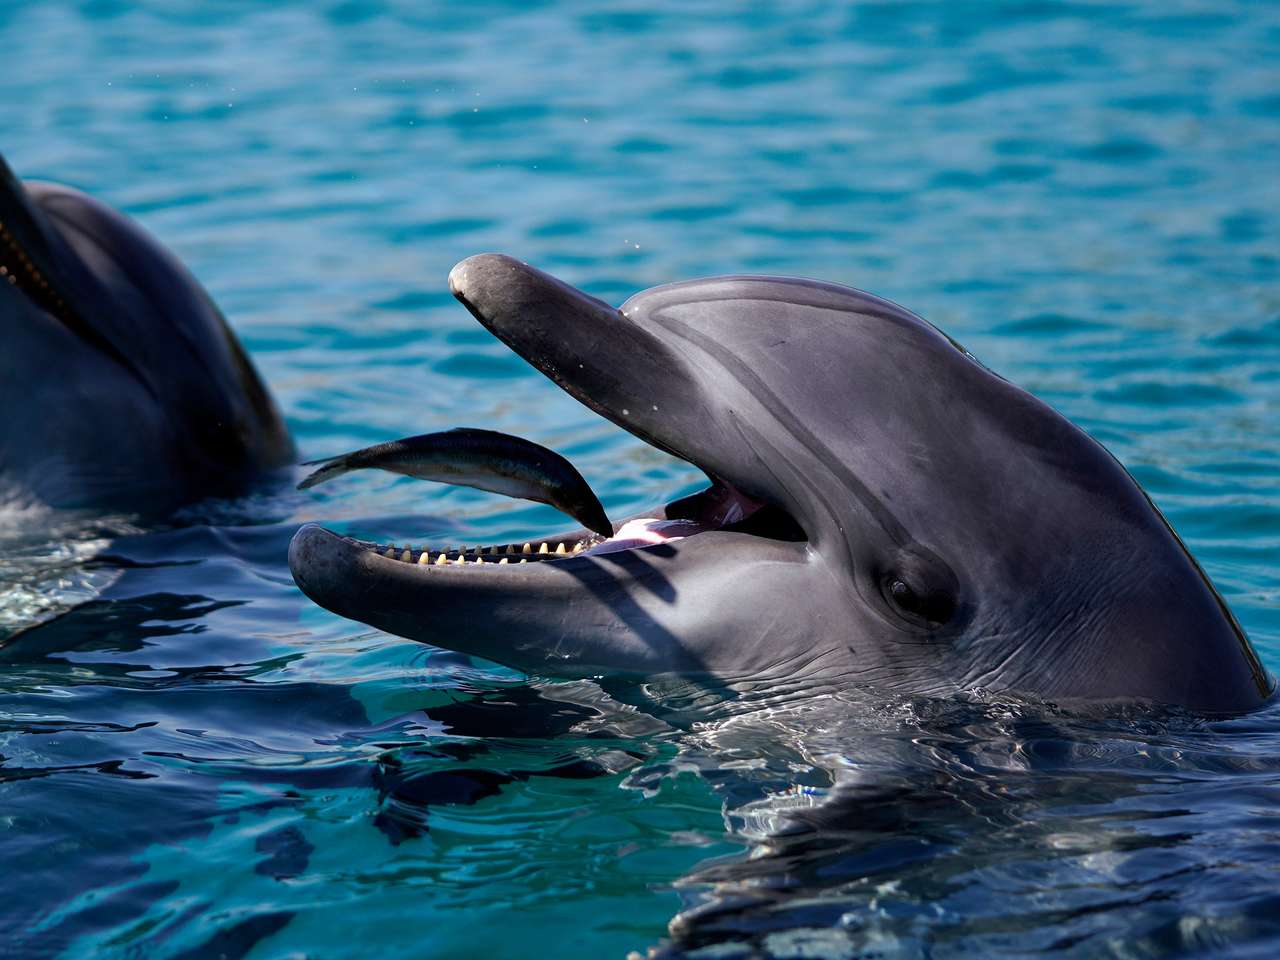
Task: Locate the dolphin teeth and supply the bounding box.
[367,535,586,566]
[498,557,509,564]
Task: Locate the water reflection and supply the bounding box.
[645,693,1280,958]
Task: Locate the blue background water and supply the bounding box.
[2,1,1279,957]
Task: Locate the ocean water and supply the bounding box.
[2,1,1280,957]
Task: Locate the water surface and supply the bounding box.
[2,2,1279,957]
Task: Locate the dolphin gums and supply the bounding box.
[289,254,1273,714]
[0,155,292,513]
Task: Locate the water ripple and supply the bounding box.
[2,0,1279,957]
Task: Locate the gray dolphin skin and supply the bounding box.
[0,154,293,512]
[289,253,1274,714]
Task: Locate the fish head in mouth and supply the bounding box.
[0,155,292,511]
[289,254,1273,714]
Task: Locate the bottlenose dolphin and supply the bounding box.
[0,155,292,513]
[289,254,1273,714]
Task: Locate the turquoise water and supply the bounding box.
[3,1,1280,957]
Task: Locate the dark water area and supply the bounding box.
[651,696,1280,958]
[2,1,1280,957]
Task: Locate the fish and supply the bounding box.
[297,428,613,537]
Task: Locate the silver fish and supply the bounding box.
[297,428,612,537]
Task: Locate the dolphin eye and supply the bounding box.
[883,574,956,629]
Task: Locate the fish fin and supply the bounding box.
[297,455,354,490]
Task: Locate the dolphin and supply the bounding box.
[289,254,1273,714]
[0,154,293,513]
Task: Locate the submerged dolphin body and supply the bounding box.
[0,155,292,513]
[289,254,1272,714]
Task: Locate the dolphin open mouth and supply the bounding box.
[294,251,812,568]
[289,469,810,678]
[0,218,74,322]
[300,478,798,569]
[289,254,814,672]
[0,180,97,344]
[0,158,154,390]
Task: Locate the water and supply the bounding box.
[2,1,1279,956]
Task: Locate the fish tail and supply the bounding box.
[297,455,355,490]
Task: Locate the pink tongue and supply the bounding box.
[580,518,710,556]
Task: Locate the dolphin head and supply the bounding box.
[290,254,1272,714]
[0,155,292,511]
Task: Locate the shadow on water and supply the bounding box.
[0,593,245,669]
[0,582,352,957]
[0,570,656,955]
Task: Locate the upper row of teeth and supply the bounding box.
[1,220,70,314]
[376,541,586,565]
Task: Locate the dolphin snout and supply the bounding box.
[288,523,355,613]
[447,253,527,314]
